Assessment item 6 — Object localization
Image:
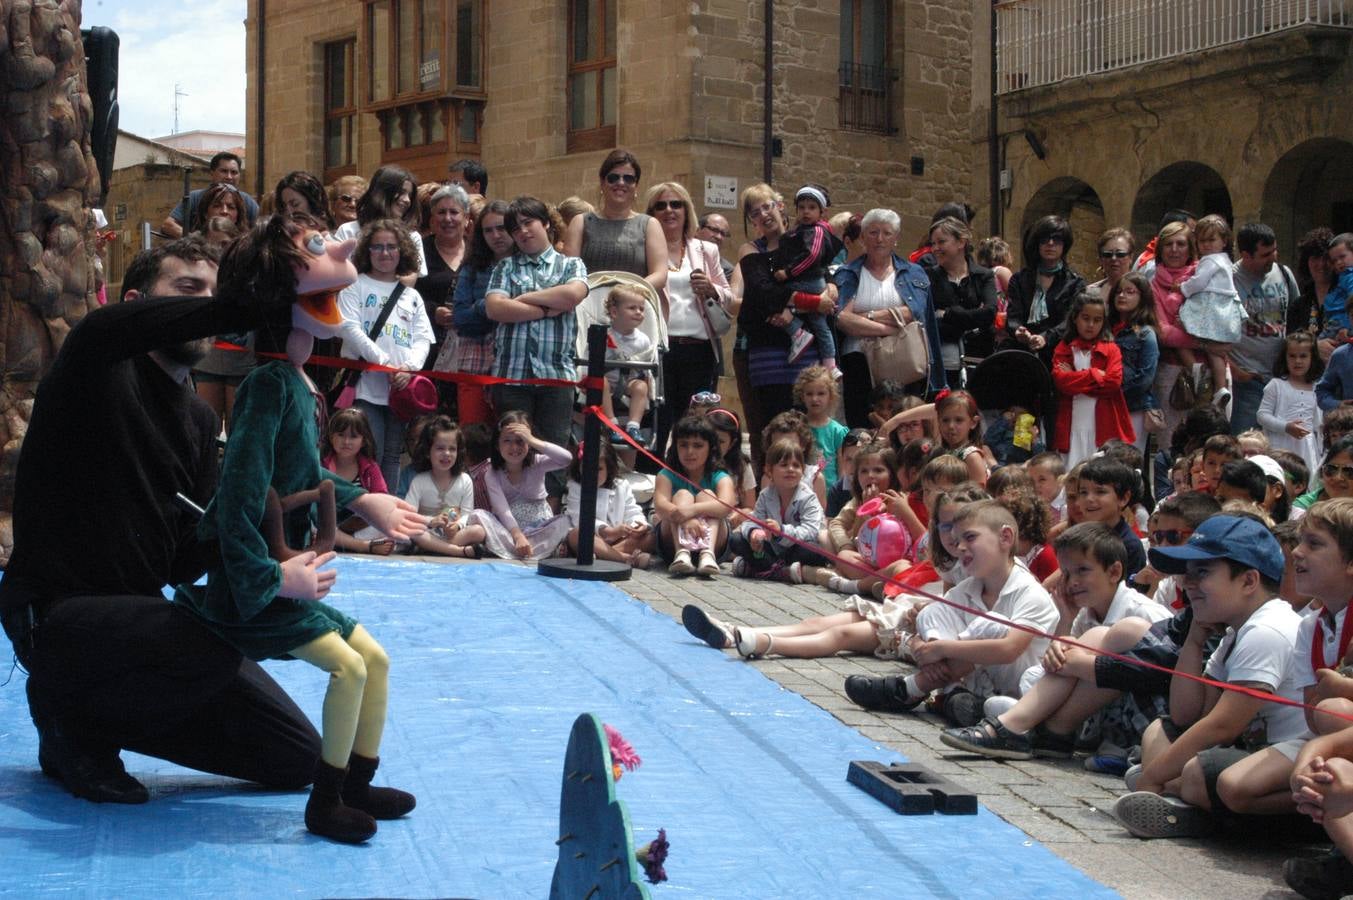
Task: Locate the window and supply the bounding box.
[455,0,482,88]
[839,0,896,134]
[567,0,616,152]
[324,38,356,177]
[367,0,443,103]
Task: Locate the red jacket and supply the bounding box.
[1050,338,1135,452]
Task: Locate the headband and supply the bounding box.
[795,186,828,209]
[707,407,741,432]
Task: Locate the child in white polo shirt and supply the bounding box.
[844,499,1058,726]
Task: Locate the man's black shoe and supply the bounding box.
[844,675,924,713]
[38,725,149,805]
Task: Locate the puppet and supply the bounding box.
[176,216,426,843]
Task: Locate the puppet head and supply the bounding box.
[218,216,357,365]
[292,226,357,339]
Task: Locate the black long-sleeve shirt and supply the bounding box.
[0,294,260,614]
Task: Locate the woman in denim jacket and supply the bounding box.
[833,208,946,427]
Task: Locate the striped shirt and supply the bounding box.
[487,246,588,381]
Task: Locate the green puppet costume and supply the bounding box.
[175,361,364,660]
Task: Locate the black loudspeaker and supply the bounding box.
[82,26,120,206]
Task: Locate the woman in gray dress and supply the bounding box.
[563,148,667,296]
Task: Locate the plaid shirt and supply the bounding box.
[487,247,588,381]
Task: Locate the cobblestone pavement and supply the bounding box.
[608,563,1328,900]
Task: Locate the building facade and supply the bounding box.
[980,0,1353,276]
[244,0,977,248]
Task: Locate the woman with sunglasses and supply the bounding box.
[1086,228,1136,300]
[643,181,732,457]
[328,176,367,229]
[1293,434,1353,518]
[562,148,667,295]
[1003,215,1085,358]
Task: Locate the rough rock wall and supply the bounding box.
[0,0,98,556]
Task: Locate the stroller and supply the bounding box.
[964,349,1054,465]
[574,271,668,502]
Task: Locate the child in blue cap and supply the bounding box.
[1112,515,1306,839]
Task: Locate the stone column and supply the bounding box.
[0,0,99,556]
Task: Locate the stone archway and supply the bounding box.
[1021,176,1105,278]
[1261,137,1353,260]
[1131,161,1233,246]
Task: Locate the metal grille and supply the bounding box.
[838,62,897,133]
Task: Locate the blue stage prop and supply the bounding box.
[0,559,1115,898]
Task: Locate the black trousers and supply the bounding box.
[12,593,320,789]
[728,531,827,569]
[655,338,719,459]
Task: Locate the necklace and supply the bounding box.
[667,240,687,271]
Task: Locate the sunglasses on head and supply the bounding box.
[691,391,721,406]
[651,200,684,212]
[605,172,638,185]
[1150,528,1193,546]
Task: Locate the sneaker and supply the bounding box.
[1123,763,1143,792]
[624,421,644,444]
[787,329,816,364]
[845,674,924,713]
[940,716,1034,760]
[829,365,843,381]
[668,549,695,576]
[1112,791,1213,839]
[983,695,1018,719]
[731,557,749,578]
[1283,848,1353,900]
[696,549,720,577]
[941,688,984,727]
[1212,386,1231,410]
[734,627,767,659]
[610,428,629,445]
[1085,754,1130,776]
[787,561,805,584]
[681,604,732,649]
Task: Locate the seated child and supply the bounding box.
[984,405,1044,466]
[323,408,396,556]
[1002,488,1059,583]
[826,427,871,518]
[1211,500,1353,831]
[1196,433,1244,495]
[601,285,653,444]
[1074,457,1147,583]
[795,366,849,485]
[1027,451,1067,526]
[940,522,1172,760]
[708,406,758,514]
[565,439,653,569]
[1237,427,1272,458]
[772,184,844,370]
[401,416,481,558]
[1111,516,1305,839]
[761,410,828,508]
[844,500,1059,726]
[868,380,908,431]
[1214,455,1289,523]
[884,395,932,453]
[462,422,494,514]
[682,483,987,661]
[729,438,826,583]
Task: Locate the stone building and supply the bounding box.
[244,0,976,248]
[973,1,1353,276]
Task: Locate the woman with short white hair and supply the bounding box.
[833,208,946,426]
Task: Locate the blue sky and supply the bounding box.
[85,0,247,139]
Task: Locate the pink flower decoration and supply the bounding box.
[604,724,641,778]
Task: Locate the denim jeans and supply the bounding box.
[1230,374,1269,436]
[355,398,405,491]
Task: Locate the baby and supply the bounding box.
[603,285,653,444]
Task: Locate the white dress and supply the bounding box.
[1257,377,1323,487]
[1066,345,1097,468]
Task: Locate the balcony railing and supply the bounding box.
[996,0,1352,94]
[839,62,898,134]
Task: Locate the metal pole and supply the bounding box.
[575,323,608,566]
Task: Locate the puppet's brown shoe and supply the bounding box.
[342,754,416,820]
[306,761,377,843]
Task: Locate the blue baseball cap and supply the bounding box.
[1148,515,1284,584]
